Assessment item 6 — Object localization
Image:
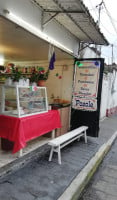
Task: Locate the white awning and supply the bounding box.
[33,0,109,45]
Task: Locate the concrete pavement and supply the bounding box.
[0,114,117,200]
[79,124,117,200]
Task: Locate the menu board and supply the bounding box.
[72,60,100,111]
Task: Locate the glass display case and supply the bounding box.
[1,85,48,117]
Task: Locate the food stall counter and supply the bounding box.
[0,110,61,153]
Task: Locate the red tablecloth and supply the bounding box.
[0,110,61,153]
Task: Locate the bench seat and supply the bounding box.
[48,126,88,164]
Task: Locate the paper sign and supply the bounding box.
[72,60,100,111]
[74,61,100,98]
[72,97,97,111]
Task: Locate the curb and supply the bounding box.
[58,131,117,200]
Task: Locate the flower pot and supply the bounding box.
[38,80,46,86]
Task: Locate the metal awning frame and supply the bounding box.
[42,9,85,26]
[31,0,109,46]
[41,9,94,44]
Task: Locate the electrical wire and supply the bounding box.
[87,0,99,19]
[101,0,117,62]
[103,0,117,35]
[84,0,117,63]
[85,0,117,37]
[99,20,117,37]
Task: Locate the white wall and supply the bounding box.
[79,46,100,59]
[46,60,74,103]
[100,74,108,119]
[0,0,79,56]
[100,70,117,119]
[106,71,117,116]
[83,48,99,58]
[14,59,74,104]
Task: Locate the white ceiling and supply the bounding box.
[0,16,73,62]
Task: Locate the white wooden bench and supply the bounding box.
[48,126,88,164]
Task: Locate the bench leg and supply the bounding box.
[57,146,61,165]
[18,149,23,157]
[49,146,54,161]
[51,129,55,139]
[84,130,87,143]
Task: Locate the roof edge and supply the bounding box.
[79,0,109,45]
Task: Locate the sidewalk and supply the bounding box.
[0,114,117,200]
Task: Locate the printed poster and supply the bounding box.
[72,60,100,111]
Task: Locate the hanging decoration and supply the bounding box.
[48,44,56,70]
[55,73,62,79]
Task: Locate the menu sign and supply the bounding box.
[74,61,100,98]
[72,97,97,111]
[72,60,100,111]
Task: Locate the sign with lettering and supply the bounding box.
[71,58,104,137]
[73,61,100,98]
[72,97,97,111]
[72,60,100,111]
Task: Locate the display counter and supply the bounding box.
[1,85,48,117]
[0,110,61,153]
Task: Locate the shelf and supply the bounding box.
[19,99,44,102]
[0,73,31,75]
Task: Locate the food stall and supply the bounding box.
[0,17,73,154]
[0,85,61,153]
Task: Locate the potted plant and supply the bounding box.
[11,66,23,85]
[30,67,49,86]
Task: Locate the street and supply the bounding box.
[79,138,117,200]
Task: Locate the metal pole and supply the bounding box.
[111,44,113,64]
[96,1,104,55]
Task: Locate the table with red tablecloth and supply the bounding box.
[0,110,61,153]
